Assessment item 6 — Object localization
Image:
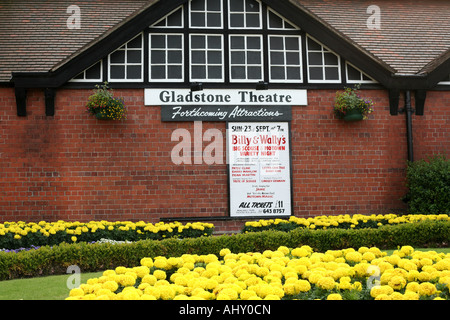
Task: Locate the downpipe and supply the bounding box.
[401,90,414,162]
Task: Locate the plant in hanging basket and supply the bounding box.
[86,82,127,120]
[333,85,374,121]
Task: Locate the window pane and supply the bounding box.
[230,36,245,49]
[347,64,361,81]
[151,66,165,79]
[246,14,260,28]
[230,0,243,11]
[247,37,261,49]
[192,51,206,63]
[270,52,285,65]
[208,13,222,27]
[285,37,299,50]
[166,8,183,27]
[248,51,261,64]
[208,0,221,11]
[307,38,322,51]
[231,51,245,64]
[192,65,206,79]
[168,66,182,79]
[286,52,300,65]
[168,35,182,48]
[268,11,283,29]
[151,50,165,64]
[208,36,221,49]
[325,67,339,80]
[231,66,246,79]
[324,52,338,65]
[247,66,261,79]
[309,67,323,80]
[191,35,206,49]
[246,0,259,12]
[127,65,142,79]
[308,52,323,65]
[110,50,125,63]
[127,50,141,63]
[208,51,222,64]
[168,51,182,63]
[191,0,205,11]
[208,66,222,79]
[127,36,142,48]
[230,14,244,28]
[271,66,285,80]
[287,67,301,80]
[85,62,101,79]
[110,65,125,79]
[270,37,283,50]
[151,35,166,48]
[191,12,205,27]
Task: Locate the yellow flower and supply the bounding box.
[418,282,437,296]
[388,275,407,290]
[71,236,77,242]
[327,293,343,300]
[316,276,336,290]
[69,288,84,297]
[153,270,167,280]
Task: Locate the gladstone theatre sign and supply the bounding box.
[145,88,307,218]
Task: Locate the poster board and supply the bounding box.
[227,122,292,217]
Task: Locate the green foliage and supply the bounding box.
[1,220,448,281]
[404,154,450,215]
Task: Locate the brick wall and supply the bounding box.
[0,87,448,233]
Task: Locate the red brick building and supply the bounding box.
[0,0,449,233]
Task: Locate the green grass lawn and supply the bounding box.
[0,247,449,300]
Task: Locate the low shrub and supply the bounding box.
[404,155,450,215]
[1,220,448,281]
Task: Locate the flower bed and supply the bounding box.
[0,220,214,250]
[242,214,450,233]
[67,245,450,300]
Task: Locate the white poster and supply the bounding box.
[228,122,291,217]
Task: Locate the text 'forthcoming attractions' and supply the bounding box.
[228,122,291,217]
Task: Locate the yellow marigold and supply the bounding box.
[418,282,437,296]
[370,285,394,298]
[69,288,84,297]
[295,280,311,292]
[118,274,135,287]
[140,257,153,268]
[388,275,407,290]
[317,276,337,290]
[153,270,167,280]
[102,280,119,292]
[345,251,362,263]
[327,293,343,300]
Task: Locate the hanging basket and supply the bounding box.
[95,112,112,120]
[343,109,364,122]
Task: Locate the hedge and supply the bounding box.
[0,220,449,281]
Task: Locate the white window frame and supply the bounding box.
[189,34,225,82]
[70,60,103,83]
[189,0,223,29]
[306,35,341,84]
[228,0,263,30]
[229,34,264,82]
[345,62,377,84]
[268,35,303,83]
[149,33,184,83]
[108,33,144,83]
